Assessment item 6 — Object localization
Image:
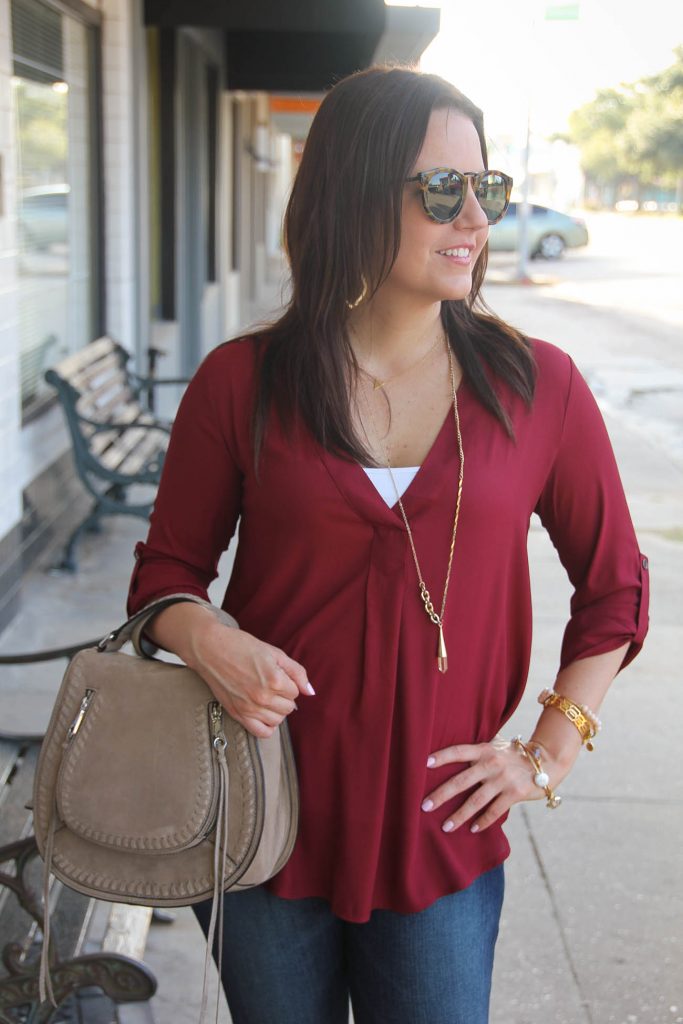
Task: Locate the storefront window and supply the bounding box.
[11,0,100,419]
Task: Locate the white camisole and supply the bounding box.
[362,466,420,507]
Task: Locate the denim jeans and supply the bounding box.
[192,863,505,1024]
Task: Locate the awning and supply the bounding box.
[143,0,440,92]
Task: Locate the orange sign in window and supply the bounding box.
[269,97,321,115]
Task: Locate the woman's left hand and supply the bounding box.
[421,737,569,834]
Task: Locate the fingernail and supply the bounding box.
[427,756,436,767]
[306,682,316,695]
[421,799,433,812]
[470,824,480,833]
[442,821,455,833]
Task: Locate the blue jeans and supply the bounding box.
[192,864,505,1024]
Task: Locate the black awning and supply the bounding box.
[144,0,387,91]
[225,28,384,91]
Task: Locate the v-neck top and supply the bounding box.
[127,334,649,923]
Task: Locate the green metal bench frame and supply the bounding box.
[44,337,188,573]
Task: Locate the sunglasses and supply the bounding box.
[405,168,513,225]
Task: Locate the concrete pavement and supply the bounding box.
[0,284,681,1023]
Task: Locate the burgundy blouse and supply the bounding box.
[127,336,649,922]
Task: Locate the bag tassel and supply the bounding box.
[39,797,59,1008]
[199,739,231,1024]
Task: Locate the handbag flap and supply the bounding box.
[54,650,219,853]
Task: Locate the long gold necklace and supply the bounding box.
[360,340,464,673]
[358,332,443,391]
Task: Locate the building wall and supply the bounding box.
[0,6,21,550]
[0,0,290,634]
[101,0,139,355]
[0,0,34,625]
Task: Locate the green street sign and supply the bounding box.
[544,2,580,18]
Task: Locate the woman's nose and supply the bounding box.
[457,181,489,229]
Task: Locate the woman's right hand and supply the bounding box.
[188,618,315,738]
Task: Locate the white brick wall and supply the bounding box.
[101,0,139,354]
[0,0,22,539]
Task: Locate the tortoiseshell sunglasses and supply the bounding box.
[406,168,513,225]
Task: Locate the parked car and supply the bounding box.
[18,184,69,251]
[488,202,589,259]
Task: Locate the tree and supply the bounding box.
[568,47,683,205]
[627,46,683,186]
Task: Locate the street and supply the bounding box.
[482,212,683,1022]
[485,211,683,465]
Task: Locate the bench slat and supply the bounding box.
[82,405,142,452]
[0,744,37,848]
[0,740,21,788]
[88,387,141,424]
[52,337,118,380]
[78,370,135,419]
[117,432,166,476]
[70,349,122,393]
[103,906,153,961]
[98,425,165,475]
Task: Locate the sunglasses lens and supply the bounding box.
[424,171,464,222]
[476,172,510,224]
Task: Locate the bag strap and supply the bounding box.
[96,594,238,658]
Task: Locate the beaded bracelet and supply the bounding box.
[537,688,601,751]
[512,736,562,809]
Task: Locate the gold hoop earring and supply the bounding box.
[346,276,368,310]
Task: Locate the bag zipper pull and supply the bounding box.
[66,689,95,742]
[210,701,227,751]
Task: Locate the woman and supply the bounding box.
[127,66,648,1024]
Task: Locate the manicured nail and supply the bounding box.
[306,682,316,695]
[442,821,455,832]
[421,799,433,812]
[427,756,436,767]
[470,824,480,833]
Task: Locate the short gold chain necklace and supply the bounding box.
[358,332,443,391]
[360,339,464,673]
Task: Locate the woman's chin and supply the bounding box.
[438,279,474,303]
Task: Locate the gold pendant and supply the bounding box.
[437,624,448,673]
[373,378,385,390]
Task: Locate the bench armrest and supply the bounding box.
[129,372,191,387]
[78,417,172,435]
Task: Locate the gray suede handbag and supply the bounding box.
[32,593,299,1019]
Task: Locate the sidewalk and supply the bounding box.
[1,289,681,1023]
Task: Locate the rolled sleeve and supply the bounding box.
[535,357,649,673]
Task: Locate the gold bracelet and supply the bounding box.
[537,689,598,751]
[512,736,562,809]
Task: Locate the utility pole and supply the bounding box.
[516,0,580,283]
[516,97,532,283]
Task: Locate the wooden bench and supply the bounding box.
[0,640,158,1023]
[45,337,189,572]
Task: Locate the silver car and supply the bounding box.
[18,184,69,251]
[488,202,589,259]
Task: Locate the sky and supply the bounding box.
[388,0,683,144]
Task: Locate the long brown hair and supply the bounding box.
[251,65,536,469]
